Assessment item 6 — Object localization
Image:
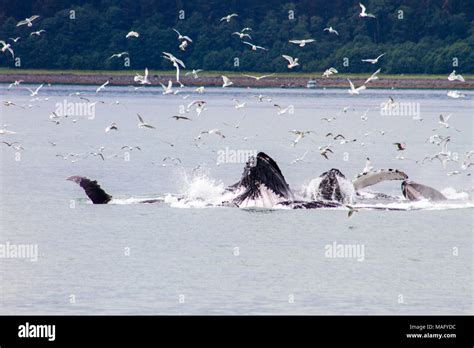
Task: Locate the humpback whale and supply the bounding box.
[401,180,447,201]
[67,176,112,204]
[67,152,448,208]
[228,152,295,207]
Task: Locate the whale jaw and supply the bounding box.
[230,152,294,208]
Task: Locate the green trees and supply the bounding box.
[0,0,472,73]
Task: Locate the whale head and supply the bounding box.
[230,152,294,208]
[401,180,446,201]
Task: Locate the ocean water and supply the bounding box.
[0,83,472,314]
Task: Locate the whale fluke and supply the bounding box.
[401,180,446,201]
[67,176,112,204]
[352,169,408,190]
[231,152,294,207]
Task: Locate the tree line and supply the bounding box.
[0,0,473,74]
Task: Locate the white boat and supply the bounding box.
[306,80,317,88]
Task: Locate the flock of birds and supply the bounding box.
[1,3,472,179]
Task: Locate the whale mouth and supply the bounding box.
[229,152,295,207]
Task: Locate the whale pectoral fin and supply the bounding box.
[352,169,408,190]
[67,176,112,204]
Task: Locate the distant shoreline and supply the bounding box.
[0,69,473,90]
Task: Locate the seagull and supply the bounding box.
[3,101,24,108]
[362,53,385,64]
[0,41,14,58]
[321,116,336,122]
[393,142,406,151]
[197,129,226,139]
[195,86,205,93]
[30,30,46,36]
[185,69,203,79]
[448,70,465,82]
[461,158,474,171]
[137,113,155,129]
[220,13,238,23]
[173,28,193,43]
[362,157,373,173]
[161,157,182,167]
[242,41,268,51]
[233,99,246,109]
[186,100,207,115]
[89,151,105,161]
[282,55,299,69]
[171,115,191,121]
[134,68,150,85]
[17,15,40,27]
[126,31,139,38]
[109,52,129,59]
[121,145,142,151]
[447,90,465,98]
[322,67,338,77]
[105,122,118,132]
[426,134,450,145]
[222,75,233,87]
[447,171,461,176]
[1,141,24,151]
[274,104,293,115]
[290,130,312,146]
[173,29,192,51]
[360,108,369,121]
[96,81,109,93]
[254,94,272,102]
[365,68,381,84]
[289,39,315,47]
[9,37,21,43]
[323,27,339,35]
[346,205,359,218]
[319,146,334,160]
[291,150,309,164]
[359,3,376,18]
[162,52,185,86]
[243,73,275,80]
[25,83,44,97]
[434,114,461,131]
[347,79,366,94]
[232,31,252,40]
[0,128,17,135]
[160,80,174,94]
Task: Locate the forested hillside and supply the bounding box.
[0,0,473,73]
